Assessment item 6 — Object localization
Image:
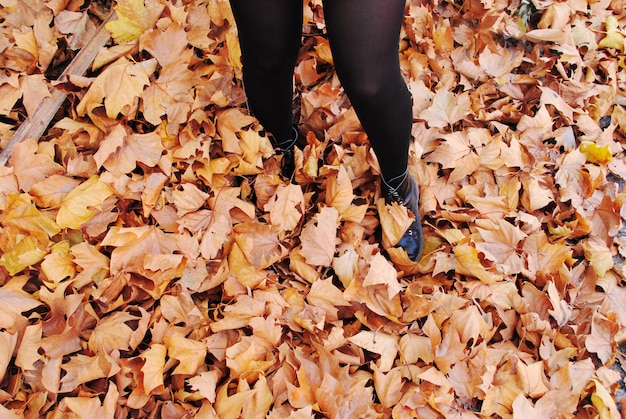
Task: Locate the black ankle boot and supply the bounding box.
[275,127,298,179]
[381,172,424,262]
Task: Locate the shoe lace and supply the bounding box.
[381,168,409,206]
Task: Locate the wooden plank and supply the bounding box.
[0,10,117,166]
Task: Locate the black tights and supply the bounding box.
[229,0,412,182]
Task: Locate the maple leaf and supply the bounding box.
[453,243,503,283]
[428,131,482,183]
[30,175,81,209]
[41,241,75,284]
[0,331,18,384]
[88,309,149,354]
[140,343,166,394]
[233,220,285,269]
[476,218,527,275]
[299,206,339,266]
[419,89,471,129]
[324,165,354,215]
[164,331,207,375]
[585,311,618,364]
[188,370,222,403]
[76,57,157,119]
[9,138,64,192]
[362,253,403,298]
[19,74,51,118]
[59,353,114,393]
[56,175,114,230]
[348,330,398,372]
[105,0,165,44]
[264,184,305,232]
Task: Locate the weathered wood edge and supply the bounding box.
[0,10,117,166]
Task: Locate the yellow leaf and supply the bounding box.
[226,28,242,70]
[2,193,61,238]
[105,0,165,44]
[591,378,620,419]
[579,141,612,164]
[453,243,503,283]
[56,175,114,229]
[0,234,48,276]
[41,241,75,284]
[598,16,625,51]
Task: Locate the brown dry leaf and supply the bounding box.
[362,253,403,298]
[299,206,339,266]
[585,311,619,365]
[264,184,305,232]
[348,330,398,372]
[325,165,354,215]
[10,138,64,192]
[233,221,285,269]
[77,57,157,118]
[419,89,470,129]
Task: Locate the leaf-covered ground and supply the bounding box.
[1,0,626,417]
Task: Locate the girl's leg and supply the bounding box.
[321,0,412,184]
[322,0,423,260]
[228,0,302,144]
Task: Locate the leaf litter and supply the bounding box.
[1,0,626,417]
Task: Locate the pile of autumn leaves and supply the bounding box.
[1,0,626,417]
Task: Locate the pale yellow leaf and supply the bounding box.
[56,175,114,229]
